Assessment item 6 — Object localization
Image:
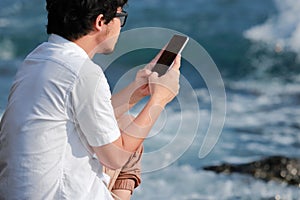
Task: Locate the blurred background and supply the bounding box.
[0,0,299,199]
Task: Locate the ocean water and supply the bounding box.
[1,0,300,199]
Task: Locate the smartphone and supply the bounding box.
[152,35,189,77]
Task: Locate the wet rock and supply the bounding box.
[203,156,300,186]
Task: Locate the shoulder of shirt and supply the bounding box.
[25,41,105,78]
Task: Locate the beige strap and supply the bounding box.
[103,167,122,191]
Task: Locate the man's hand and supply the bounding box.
[129,49,166,105]
[130,69,152,104]
[95,55,181,170]
[149,55,181,105]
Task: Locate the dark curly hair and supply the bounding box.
[46,0,128,41]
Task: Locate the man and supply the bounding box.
[0,0,181,199]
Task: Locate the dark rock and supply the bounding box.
[203,155,300,186]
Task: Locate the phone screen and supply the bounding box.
[152,35,188,76]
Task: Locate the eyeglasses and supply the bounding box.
[115,11,128,27]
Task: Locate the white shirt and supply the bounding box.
[0,34,120,200]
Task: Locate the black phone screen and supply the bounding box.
[152,35,188,76]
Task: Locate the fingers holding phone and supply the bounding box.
[147,34,188,104]
[149,57,181,105]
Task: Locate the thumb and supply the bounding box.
[144,69,152,77]
[149,72,159,83]
[149,72,159,79]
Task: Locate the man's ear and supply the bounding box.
[95,14,105,31]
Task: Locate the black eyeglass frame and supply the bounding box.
[115,11,128,27]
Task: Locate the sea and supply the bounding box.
[1,0,300,199]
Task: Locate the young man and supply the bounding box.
[0,0,181,199]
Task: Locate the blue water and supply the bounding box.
[1,0,300,199]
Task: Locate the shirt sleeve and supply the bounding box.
[71,62,120,147]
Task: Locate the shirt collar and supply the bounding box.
[48,34,89,59]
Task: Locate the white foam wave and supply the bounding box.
[0,38,15,60]
[132,165,300,200]
[244,0,300,54]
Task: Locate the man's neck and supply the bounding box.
[74,33,99,59]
